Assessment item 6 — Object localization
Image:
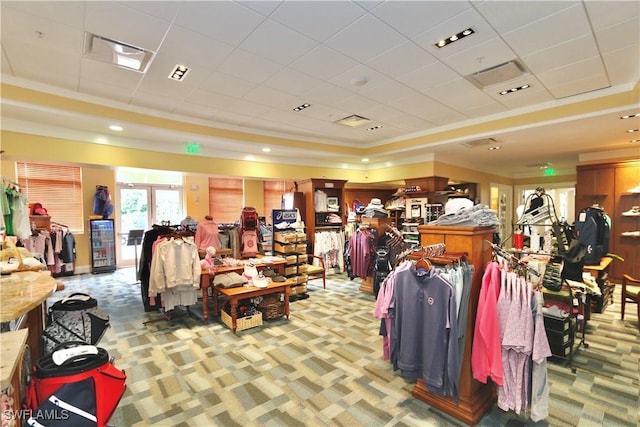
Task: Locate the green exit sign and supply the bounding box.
[544,168,556,176]
[186,142,200,154]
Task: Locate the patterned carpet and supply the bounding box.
[52,268,640,427]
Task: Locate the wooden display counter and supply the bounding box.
[0,329,28,425]
[0,271,56,363]
[212,278,295,334]
[199,259,286,324]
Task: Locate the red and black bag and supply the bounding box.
[25,342,126,426]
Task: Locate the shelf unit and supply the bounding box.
[271,209,308,298]
[576,161,639,280]
[297,178,347,254]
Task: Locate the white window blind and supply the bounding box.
[209,178,243,223]
[16,162,84,232]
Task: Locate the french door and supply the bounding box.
[117,184,184,266]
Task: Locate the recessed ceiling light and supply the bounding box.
[626,129,639,133]
[351,77,369,87]
[361,158,369,162]
[499,84,530,95]
[262,148,271,153]
[620,113,640,119]
[630,139,640,143]
[109,125,123,131]
[293,103,311,111]
[366,125,383,131]
[488,146,502,151]
[169,64,190,81]
[435,28,475,48]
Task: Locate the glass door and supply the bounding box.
[117,185,184,266]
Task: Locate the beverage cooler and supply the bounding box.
[89,219,117,273]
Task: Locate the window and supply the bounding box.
[263,180,294,224]
[16,162,83,232]
[209,178,243,223]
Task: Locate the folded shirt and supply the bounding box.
[214,272,248,288]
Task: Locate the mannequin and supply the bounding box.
[200,246,216,269]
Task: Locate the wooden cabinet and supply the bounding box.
[576,161,639,281]
[297,179,347,253]
[414,225,496,426]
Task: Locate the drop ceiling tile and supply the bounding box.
[366,40,438,78]
[78,79,139,104]
[521,34,599,75]
[118,1,182,22]
[396,60,460,93]
[584,0,640,31]
[183,88,238,110]
[426,77,495,111]
[1,49,11,76]
[537,56,609,96]
[441,37,517,76]
[4,40,80,89]
[324,13,406,63]
[0,6,83,55]
[371,0,471,39]
[84,1,171,51]
[218,50,284,84]
[0,0,85,28]
[261,67,323,97]
[174,1,264,46]
[236,1,282,17]
[239,18,319,66]
[502,4,591,56]
[199,72,257,99]
[294,103,351,125]
[474,0,578,34]
[328,64,388,93]
[303,82,354,106]
[157,25,235,70]
[242,85,300,110]
[358,77,416,105]
[225,98,273,118]
[463,102,508,119]
[594,19,640,54]
[289,45,360,81]
[79,58,144,93]
[602,44,640,86]
[270,1,365,42]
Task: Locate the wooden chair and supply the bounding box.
[306,255,326,289]
[621,274,640,330]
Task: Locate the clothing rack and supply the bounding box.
[51,221,69,229]
[487,241,541,277]
[2,176,19,187]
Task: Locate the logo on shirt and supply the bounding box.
[427,296,434,305]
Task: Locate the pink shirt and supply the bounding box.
[471,261,504,386]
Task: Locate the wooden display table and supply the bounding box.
[199,259,286,324]
[0,271,56,363]
[583,256,614,314]
[212,278,295,333]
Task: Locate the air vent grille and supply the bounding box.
[336,114,371,128]
[461,137,499,148]
[466,60,527,88]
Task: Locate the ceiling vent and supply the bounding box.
[83,33,154,73]
[466,60,527,88]
[461,137,499,148]
[336,114,371,128]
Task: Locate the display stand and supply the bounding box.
[415,225,496,426]
[359,217,394,294]
[127,229,144,284]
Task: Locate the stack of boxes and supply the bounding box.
[273,230,309,299]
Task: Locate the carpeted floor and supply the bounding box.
[53,268,639,427]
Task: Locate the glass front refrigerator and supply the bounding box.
[89,218,117,273]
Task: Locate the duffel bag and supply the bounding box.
[25,341,126,427]
[43,293,109,355]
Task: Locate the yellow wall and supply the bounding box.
[243,180,265,215]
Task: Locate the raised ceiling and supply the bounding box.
[1,0,639,179]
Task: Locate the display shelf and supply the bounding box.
[298,179,347,254]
